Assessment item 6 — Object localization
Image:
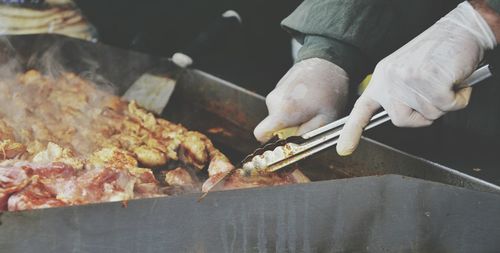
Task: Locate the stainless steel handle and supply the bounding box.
[460,64,492,87]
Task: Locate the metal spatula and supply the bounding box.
[122,60,179,114]
[123,10,242,114]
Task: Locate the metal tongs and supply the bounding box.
[240,64,493,175]
[199,65,493,197]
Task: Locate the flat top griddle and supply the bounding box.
[0,34,499,253]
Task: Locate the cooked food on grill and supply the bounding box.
[201,167,310,192]
[0,70,309,211]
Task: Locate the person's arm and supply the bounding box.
[336,1,499,156]
[281,0,391,82]
[281,0,455,83]
[472,0,500,41]
[254,0,404,142]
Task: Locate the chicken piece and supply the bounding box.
[49,89,88,111]
[152,134,182,161]
[18,70,53,98]
[92,119,119,137]
[102,96,127,112]
[5,163,75,212]
[157,119,186,133]
[164,168,196,187]
[0,166,32,210]
[75,167,136,203]
[153,120,186,160]
[113,133,142,150]
[122,119,142,135]
[142,135,181,162]
[154,119,187,139]
[143,135,165,152]
[128,167,156,181]
[127,101,157,131]
[0,140,26,159]
[59,106,83,120]
[132,145,167,167]
[178,131,209,170]
[88,147,138,170]
[163,138,181,161]
[199,149,236,193]
[100,107,126,123]
[221,168,310,190]
[207,150,234,177]
[0,119,15,140]
[202,167,310,193]
[7,164,137,211]
[32,142,84,170]
[57,73,92,93]
[89,136,121,151]
[8,179,66,211]
[29,162,80,204]
[128,167,160,197]
[17,69,42,85]
[26,140,45,156]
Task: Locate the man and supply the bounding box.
[254,0,500,157]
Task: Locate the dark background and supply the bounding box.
[75,0,302,95]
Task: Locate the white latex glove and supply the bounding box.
[337,1,497,156]
[254,58,349,143]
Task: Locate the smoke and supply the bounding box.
[26,37,117,92]
[0,35,123,157]
[0,37,23,78]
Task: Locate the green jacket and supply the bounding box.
[282,0,500,84]
[488,0,500,11]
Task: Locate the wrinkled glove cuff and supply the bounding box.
[296,35,366,83]
[450,1,497,49]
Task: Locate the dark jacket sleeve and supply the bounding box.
[281,0,459,83]
[486,0,500,13]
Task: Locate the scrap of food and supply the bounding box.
[0,70,309,211]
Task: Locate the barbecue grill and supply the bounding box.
[1,34,500,253]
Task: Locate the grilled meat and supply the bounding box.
[165,167,196,187]
[223,169,309,190]
[6,162,138,211]
[0,70,309,211]
[0,165,31,210]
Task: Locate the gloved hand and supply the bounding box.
[337,1,497,156]
[254,57,349,143]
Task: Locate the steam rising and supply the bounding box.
[0,36,121,157]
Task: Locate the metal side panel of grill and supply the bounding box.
[1,175,500,253]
